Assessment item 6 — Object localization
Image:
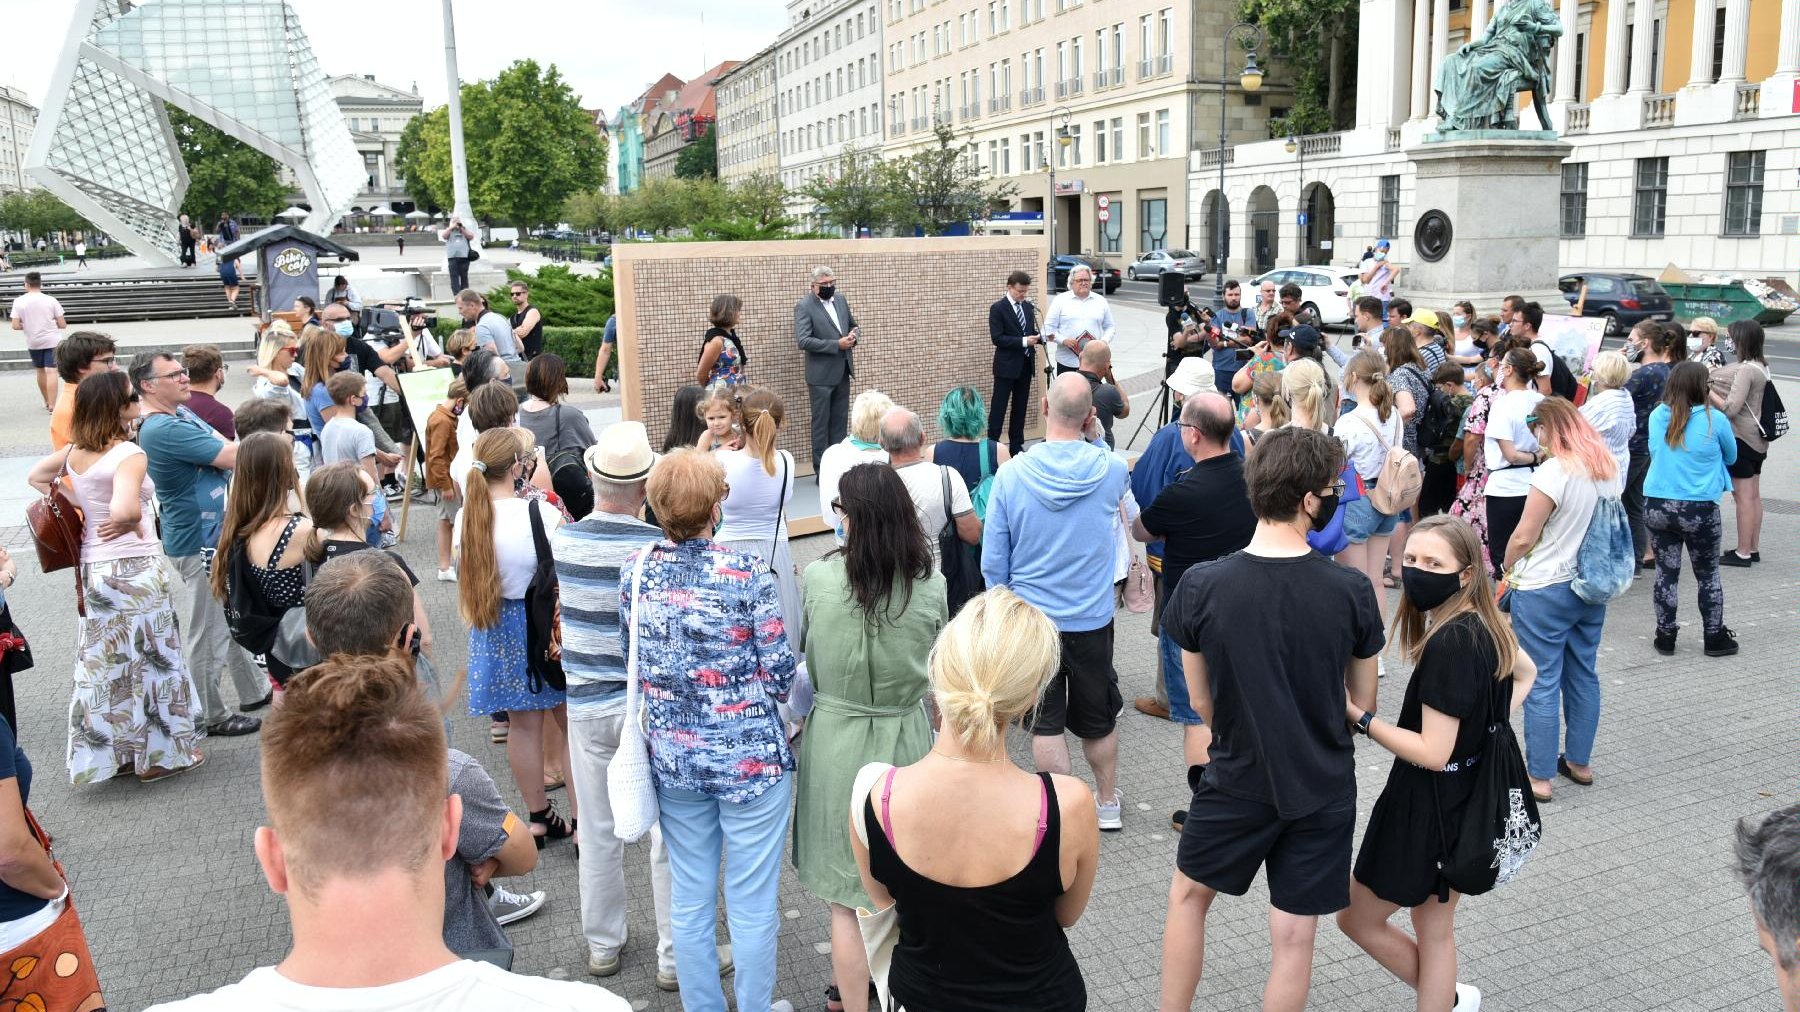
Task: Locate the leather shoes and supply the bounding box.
[206,714,262,737]
[240,690,274,712]
[1133,696,1170,720]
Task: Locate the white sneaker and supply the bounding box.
[1454,982,1481,1010]
[488,885,546,925]
[1096,790,1123,831]
[770,1002,795,1012]
[436,567,458,582]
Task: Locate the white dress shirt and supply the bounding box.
[819,296,844,334]
[1043,290,1116,370]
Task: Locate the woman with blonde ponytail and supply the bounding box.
[713,386,803,640]
[454,428,573,847]
[1334,350,1404,630]
[1242,370,1290,451]
[851,587,1099,1012]
[1280,357,1336,431]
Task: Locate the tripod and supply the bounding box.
[1127,358,1174,449]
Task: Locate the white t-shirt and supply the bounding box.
[319,416,375,467]
[892,460,973,566]
[454,497,561,599]
[143,959,630,1012]
[1333,406,1403,482]
[816,439,887,543]
[11,291,64,350]
[714,448,796,543]
[1483,389,1545,497]
[1508,458,1623,591]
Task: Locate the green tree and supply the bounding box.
[1239,0,1359,134]
[0,190,91,241]
[886,125,1018,235]
[561,189,617,234]
[728,171,791,227]
[167,108,286,224]
[392,60,605,227]
[800,144,892,234]
[674,123,717,179]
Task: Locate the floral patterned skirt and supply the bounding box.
[69,555,202,784]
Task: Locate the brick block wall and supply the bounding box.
[614,237,1046,476]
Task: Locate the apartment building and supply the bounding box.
[1203,0,1800,278]
[644,62,738,182]
[717,44,782,187]
[774,0,887,228]
[879,0,1278,265]
[0,85,37,194]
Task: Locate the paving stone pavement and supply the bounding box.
[3,407,1795,1011]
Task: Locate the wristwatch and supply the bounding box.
[1354,711,1375,736]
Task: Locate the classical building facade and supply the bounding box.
[879,0,1280,264]
[328,74,424,212]
[643,62,738,181]
[775,0,887,227]
[0,86,36,195]
[614,74,680,194]
[717,44,782,186]
[1198,0,1800,280]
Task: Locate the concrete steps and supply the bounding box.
[0,271,259,325]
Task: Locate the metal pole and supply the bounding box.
[441,0,475,226]
[1215,28,1229,306]
[1298,138,1306,264]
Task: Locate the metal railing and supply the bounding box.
[1137,58,1154,79]
[1156,53,1173,75]
[1019,86,1045,106]
[1054,78,1084,99]
[989,95,1011,112]
[960,103,980,120]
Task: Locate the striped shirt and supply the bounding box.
[550,511,660,720]
[1579,387,1635,479]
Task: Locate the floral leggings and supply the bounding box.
[1645,497,1724,635]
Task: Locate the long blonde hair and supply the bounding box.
[300,325,343,393]
[1281,358,1334,429]
[457,429,526,629]
[1251,370,1289,428]
[1344,350,1394,421]
[930,588,1060,755]
[734,386,785,476]
[1390,515,1518,681]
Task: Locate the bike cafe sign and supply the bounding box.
[272,246,312,277]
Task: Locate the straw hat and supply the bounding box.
[584,421,658,482]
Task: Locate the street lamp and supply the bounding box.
[1045,104,1072,290]
[1285,133,1306,264]
[1214,23,1263,306]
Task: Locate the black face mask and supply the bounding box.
[1402,565,1464,613]
[817,284,836,302]
[1309,491,1340,532]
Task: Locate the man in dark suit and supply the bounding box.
[794,265,859,469]
[987,269,1041,456]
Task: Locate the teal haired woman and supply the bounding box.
[926,385,1009,499]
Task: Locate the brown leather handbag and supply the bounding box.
[26,449,86,615]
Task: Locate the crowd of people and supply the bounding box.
[0,258,1790,1012]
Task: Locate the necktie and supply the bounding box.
[1014,300,1026,332]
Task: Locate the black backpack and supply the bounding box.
[1410,365,1458,455]
[221,538,319,685]
[937,467,985,616]
[545,406,594,521]
[1532,341,1578,400]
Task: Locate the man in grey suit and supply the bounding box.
[793,265,859,469]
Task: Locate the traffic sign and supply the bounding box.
[1097,207,1111,222]
[1298,212,1309,226]
[1096,194,1111,210]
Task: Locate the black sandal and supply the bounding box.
[529,804,573,849]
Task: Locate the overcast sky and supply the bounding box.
[0,0,787,114]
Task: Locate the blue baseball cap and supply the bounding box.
[1375,238,1391,250]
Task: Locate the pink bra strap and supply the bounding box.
[1032,773,1050,856]
[880,767,899,850]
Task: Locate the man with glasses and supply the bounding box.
[1132,392,1256,833]
[1044,264,1116,377]
[1252,280,1280,329]
[50,331,117,449]
[132,351,269,736]
[1159,425,1381,1012]
[794,265,860,470]
[509,281,545,360]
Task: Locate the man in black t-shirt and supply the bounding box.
[1157,425,1383,1012]
[1133,392,1254,829]
[1077,340,1129,449]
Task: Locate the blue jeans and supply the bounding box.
[1511,581,1606,781]
[1158,627,1204,725]
[657,774,792,1012]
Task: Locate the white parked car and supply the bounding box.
[1251,265,1360,327]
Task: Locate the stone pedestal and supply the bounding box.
[1402,133,1572,315]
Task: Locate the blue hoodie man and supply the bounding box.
[981,374,1130,828]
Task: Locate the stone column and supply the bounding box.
[1602,0,1630,95]
[1555,0,1581,101]
[1430,0,1450,114]
[1719,0,1750,82]
[1410,0,1432,118]
[1471,0,1488,43]
[1628,0,1657,92]
[1688,0,1718,86]
[1777,0,1800,74]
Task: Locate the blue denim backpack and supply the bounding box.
[1571,494,1633,605]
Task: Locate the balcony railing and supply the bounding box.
[1642,93,1676,128]
[1734,82,1761,120]
[1054,78,1084,99]
[1199,146,1235,167]
[890,122,908,137]
[1297,133,1342,157]
[1137,58,1154,79]
[960,103,981,120]
[911,115,929,130]
[989,95,1011,112]
[1565,103,1590,135]
[1156,53,1173,75]
[933,110,953,127]
[1019,86,1045,106]
[1385,127,1402,150]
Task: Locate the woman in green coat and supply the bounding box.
[795,462,946,1012]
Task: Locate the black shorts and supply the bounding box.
[373,401,410,447]
[1727,438,1765,479]
[1027,623,1120,740]
[28,348,55,369]
[1175,780,1355,916]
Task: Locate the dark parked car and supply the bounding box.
[1128,249,1205,281]
[1558,273,1674,335]
[1049,254,1122,294]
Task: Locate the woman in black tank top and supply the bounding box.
[852,588,1098,1012]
